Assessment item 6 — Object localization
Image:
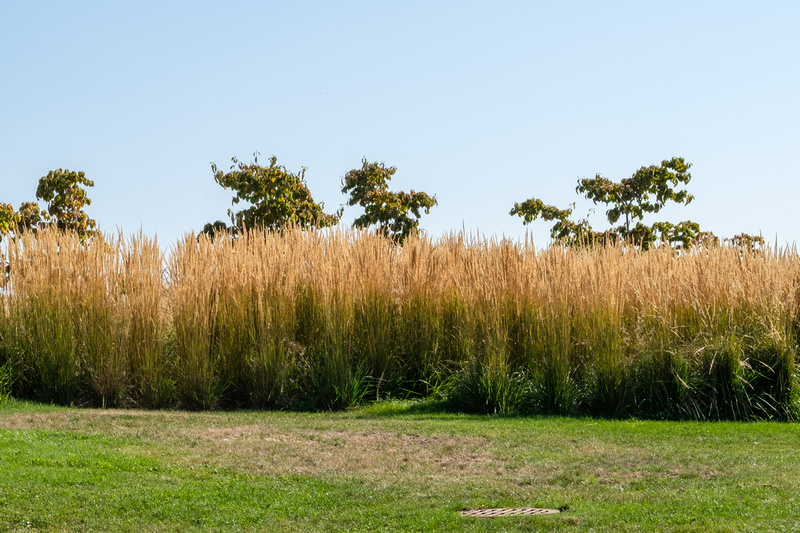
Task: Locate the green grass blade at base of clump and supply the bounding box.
[0,361,12,403]
[446,362,534,415]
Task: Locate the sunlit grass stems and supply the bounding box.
[169,231,305,409]
[1,226,798,419]
[0,230,168,407]
[163,228,800,418]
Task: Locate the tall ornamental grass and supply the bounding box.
[0,230,166,407]
[0,227,797,419]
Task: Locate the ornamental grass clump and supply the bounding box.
[0,226,797,419]
[0,230,167,407]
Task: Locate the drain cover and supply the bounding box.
[460,507,560,518]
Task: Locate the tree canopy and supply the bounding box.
[0,169,96,242]
[341,158,437,243]
[0,204,18,242]
[511,157,711,249]
[36,169,97,238]
[206,154,341,235]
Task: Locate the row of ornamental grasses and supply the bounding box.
[1,227,798,419]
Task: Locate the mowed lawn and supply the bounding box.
[1,400,799,532]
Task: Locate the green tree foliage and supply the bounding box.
[576,157,694,234]
[1,170,96,242]
[207,153,340,235]
[16,202,46,233]
[341,158,437,244]
[0,203,19,242]
[511,158,707,249]
[36,169,97,239]
[507,198,599,245]
[724,232,766,257]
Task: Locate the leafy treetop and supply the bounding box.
[511,157,705,249]
[508,199,597,244]
[36,169,97,239]
[576,157,693,235]
[16,202,45,232]
[0,203,19,242]
[341,158,437,244]
[0,169,96,242]
[207,153,341,235]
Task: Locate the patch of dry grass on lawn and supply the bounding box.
[3,401,800,530]
[0,404,767,495]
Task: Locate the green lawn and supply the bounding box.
[1,399,799,531]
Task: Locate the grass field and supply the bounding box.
[2,399,799,532]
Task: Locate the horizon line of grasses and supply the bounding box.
[1,227,798,420]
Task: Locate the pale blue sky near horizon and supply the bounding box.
[2,1,798,248]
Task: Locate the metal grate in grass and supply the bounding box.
[460,507,560,518]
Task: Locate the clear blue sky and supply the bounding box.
[2,1,798,247]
